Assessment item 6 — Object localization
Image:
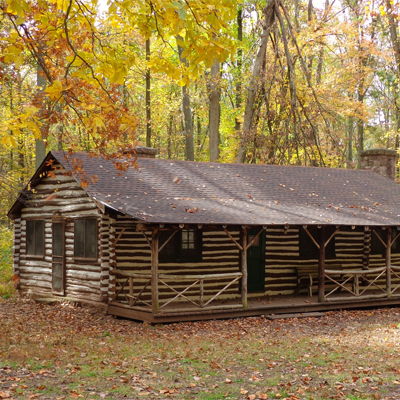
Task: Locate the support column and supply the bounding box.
[318,226,326,302]
[386,227,392,298]
[151,228,159,314]
[241,227,248,308]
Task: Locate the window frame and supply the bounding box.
[159,229,202,263]
[73,218,98,261]
[299,226,336,260]
[26,219,45,258]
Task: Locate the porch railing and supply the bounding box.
[324,266,400,301]
[111,269,243,313]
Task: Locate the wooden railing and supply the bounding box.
[112,269,243,313]
[324,266,400,301]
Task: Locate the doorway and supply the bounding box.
[52,222,65,295]
[247,229,266,292]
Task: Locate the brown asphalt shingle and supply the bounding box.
[43,151,400,226]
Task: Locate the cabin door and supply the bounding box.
[247,229,266,293]
[52,222,65,295]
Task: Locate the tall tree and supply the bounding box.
[145,37,152,148]
[177,40,194,161]
[209,60,221,162]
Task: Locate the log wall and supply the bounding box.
[13,218,21,278]
[112,223,400,304]
[265,227,400,295]
[112,215,241,304]
[18,165,109,303]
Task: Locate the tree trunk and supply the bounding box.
[177,39,195,161]
[36,62,47,169]
[235,8,243,134]
[236,0,276,163]
[146,38,152,147]
[209,60,220,162]
[386,0,400,148]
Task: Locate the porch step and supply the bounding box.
[265,312,325,320]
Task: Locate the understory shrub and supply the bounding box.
[0,226,15,297]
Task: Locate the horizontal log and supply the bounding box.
[66,272,101,281]
[65,281,100,293]
[158,304,244,313]
[325,267,386,275]
[325,293,390,302]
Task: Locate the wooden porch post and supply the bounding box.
[318,226,326,303]
[386,227,392,298]
[151,228,159,314]
[241,227,248,308]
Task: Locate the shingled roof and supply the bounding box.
[10,151,400,226]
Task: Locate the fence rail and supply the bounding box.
[324,266,400,301]
[112,269,243,312]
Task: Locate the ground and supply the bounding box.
[1,298,400,400]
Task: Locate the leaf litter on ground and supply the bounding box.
[1,297,400,399]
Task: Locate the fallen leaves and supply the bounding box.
[1,299,400,400]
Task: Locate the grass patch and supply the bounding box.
[1,302,400,399]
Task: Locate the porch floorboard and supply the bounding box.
[107,290,400,323]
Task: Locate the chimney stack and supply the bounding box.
[360,148,397,180]
[122,145,158,159]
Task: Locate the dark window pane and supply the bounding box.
[74,219,85,257]
[85,219,97,258]
[26,220,35,255]
[34,220,44,256]
[53,223,63,256]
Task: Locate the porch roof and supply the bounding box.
[10,151,400,227]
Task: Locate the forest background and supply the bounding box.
[1,0,400,293]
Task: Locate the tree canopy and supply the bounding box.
[1,0,400,220]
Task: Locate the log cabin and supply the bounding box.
[7,147,400,323]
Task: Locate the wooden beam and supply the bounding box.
[158,229,179,253]
[151,228,159,314]
[246,228,264,250]
[372,229,387,248]
[241,227,248,308]
[386,227,392,298]
[224,228,243,251]
[114,228,126,245]
[318,227,326,303]
[325,228,339,248]
[304,227,320,249]
[142,231,152,249]
[392,230,400,246]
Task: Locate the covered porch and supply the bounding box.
[107,222,400,323]
[108,288,400,323]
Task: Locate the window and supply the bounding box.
[26,220,44,256]
[371,228,400,255]
[159,229,202,263]
[74,218,97,259]
[299,226,336,259]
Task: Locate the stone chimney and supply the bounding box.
[360,148,397,180]
[122,145,158,159]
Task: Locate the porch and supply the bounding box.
[107,289,400,323]
[107,265,400,323]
